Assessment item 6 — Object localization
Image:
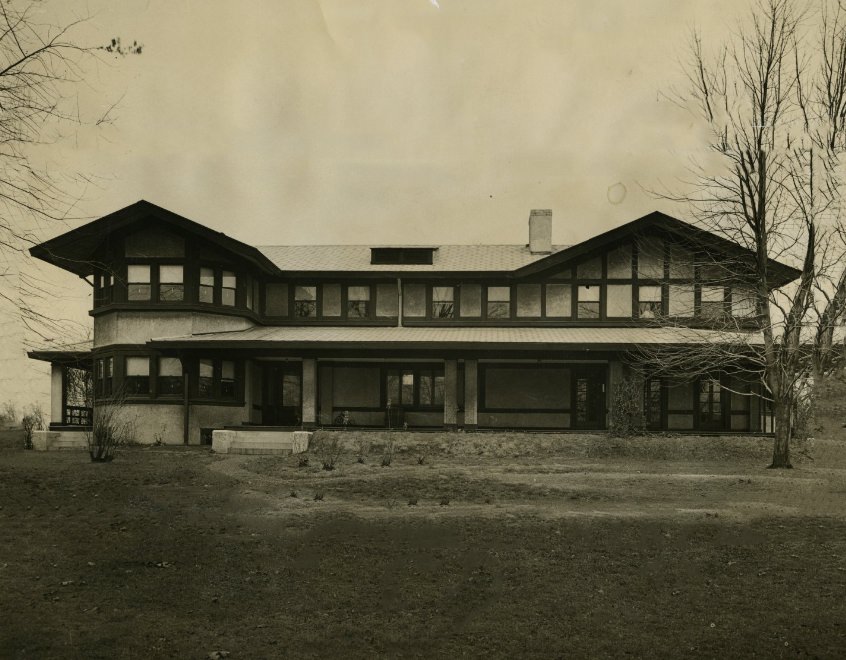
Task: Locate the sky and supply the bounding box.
[0,0,744,416]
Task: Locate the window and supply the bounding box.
[295,286,317,318]
[638,237,664,279]
[95,272,114,306]
[699,378,722,427]
[96,359,104,396]
[638,285,663,318]
[197,359,239,399]
[645,379,662,430]
[418,370,445,406]
[265,283,288,316]
[251,280,260,312]
[516,284,542,317]
[487,286,511,318]
[125,357,150,395]
[221,361,236,399]
[158,265,184,302]
[376,283,399,317]
[403,283,426,317]
[607,244,632,278]
[669,244,694,278]
[385,367,444,408]
[347,285,371,318]
[700,286,726,320]
[127,265,151,301]
[577,285,600,318]
[606,284,632,318]
[545,284,571,317]
[221,271,237,306]
[432,286,455,318]
[198,359,214,398]
[105,357,113,396]
[158,357,183,395]
[199,267,215,303]
[731,288,757,318]
[322,284,342,317]
[246,278,254,311]
[459,284,482,317]
[668,284,695,317]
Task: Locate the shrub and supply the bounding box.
[0,400,17,426]
[381,438,395,467]
[355,438,371,464]
[314,434,342,471]
[609,376,646,438]
[86,394,134,462]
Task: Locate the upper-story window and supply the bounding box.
[700,286,726,320]
[460,284,482,317]
[94,272,114,306]
[487,286,510,318]
[199,267,215,303]
[638,285,663,318]
[516,284,541,317]
[127,265,151,301]
[158,265,184,302]
[295,286,317,318]
[577,285,600,318]
[347,285,371,318]
[221,271,237,306]
[432,286,455,318]
[322,284,342,317]
[545,284,571,317]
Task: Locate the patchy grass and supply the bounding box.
[2,437,846,658]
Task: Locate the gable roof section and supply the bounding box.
[515,211,802,287]
[257,244,569,273]
[29,203,803,286]
[29,200,280,277]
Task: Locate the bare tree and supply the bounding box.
[653,0,846,467]
[0,1,140,343]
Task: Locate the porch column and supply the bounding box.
[318,364,334,425]
[464,359,478,430]
[444,359,458,429]
[50,363,63,426]
[302,358,317,427]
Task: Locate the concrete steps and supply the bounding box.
[212,430,311,455]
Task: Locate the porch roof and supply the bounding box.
[27,340,93,366]
[148,325,762,351]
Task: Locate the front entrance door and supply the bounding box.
[698,377,724,431]
[572,366,606,429]
[262,364,302,426]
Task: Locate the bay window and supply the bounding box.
[221,271,237,306]
[125,357,150,395]
[199,267,215,303]
[158,357,183,395]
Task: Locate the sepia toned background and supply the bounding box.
[0,0,742,416]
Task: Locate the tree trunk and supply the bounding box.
[769,401,792,469]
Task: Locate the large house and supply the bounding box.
[27,200,799,444]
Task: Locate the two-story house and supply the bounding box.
[27,200,800,444]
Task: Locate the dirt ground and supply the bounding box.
[2,435,846,659]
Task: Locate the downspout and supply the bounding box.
[397,277,403,327]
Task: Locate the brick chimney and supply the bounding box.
[528,209,552,254]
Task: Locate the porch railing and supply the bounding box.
[64,406,92,426]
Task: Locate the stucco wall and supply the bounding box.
[93,401,251,445]
[94,310,255,347]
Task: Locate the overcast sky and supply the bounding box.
[3,0,744,413]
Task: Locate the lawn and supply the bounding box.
[2,434,846,659]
